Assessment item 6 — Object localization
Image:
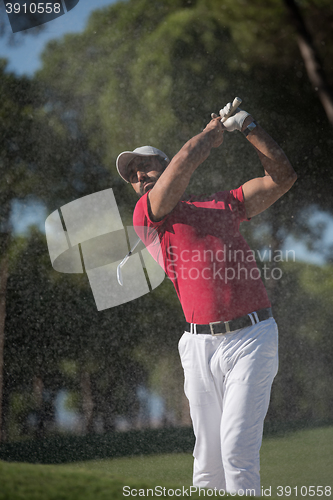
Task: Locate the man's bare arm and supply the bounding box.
[148,118,224,221]
[241,116,297,218]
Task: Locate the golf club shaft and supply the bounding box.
[220,97,242,123]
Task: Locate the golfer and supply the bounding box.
[116,102,297,495]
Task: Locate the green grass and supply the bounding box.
[63,452,194,486]
[0,426,332,499]
[0,459,154,500]
[260,426,333,497]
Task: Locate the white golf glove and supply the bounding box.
[218,102,250,132]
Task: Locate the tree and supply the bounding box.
[283,0,333,126]
[33,0,333,429]
[0,243,8,440]
[266,260,333,422]
[35,0,333,221]
[0,59,112,440]
[0,63,40,441]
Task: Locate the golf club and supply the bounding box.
[117,237,142,286]
[214,96,242,123]
[221,97,242,123]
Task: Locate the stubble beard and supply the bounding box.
[139,175,160,197]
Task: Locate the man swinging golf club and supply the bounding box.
[116,99,297,496]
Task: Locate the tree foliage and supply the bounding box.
[36,0,333,235]
[33,0,333,426]
[2,0,333,439]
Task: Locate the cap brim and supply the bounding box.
[116,151,160,183]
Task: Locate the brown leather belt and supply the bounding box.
[186,307,272,336]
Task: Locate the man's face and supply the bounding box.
[128,156,165,197]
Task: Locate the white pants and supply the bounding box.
[178,317,278,496]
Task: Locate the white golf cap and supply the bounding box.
[116,145,170,183]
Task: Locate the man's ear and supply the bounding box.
[158,157,169,171]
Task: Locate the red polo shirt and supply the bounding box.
[133,186,270,324]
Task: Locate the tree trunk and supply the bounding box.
[80,370,94,433]
[33,376,45,439]
[0,254,9,442]
[283,0,333,126]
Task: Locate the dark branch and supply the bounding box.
[283,0,333,126]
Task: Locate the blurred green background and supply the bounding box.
[0,0,332,463]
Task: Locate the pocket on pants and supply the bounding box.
[183,373,214,407]
[179,334,216,407]
[178,332,190,360]
[232,319,279,385]
[260,318,279,358]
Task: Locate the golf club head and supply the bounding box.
[117,265,123,286]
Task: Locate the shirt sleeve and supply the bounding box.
[231,185,250,222]
[212,186,250,223]
[133,192,168,229]
[133,192,168,251]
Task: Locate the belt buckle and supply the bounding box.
[209,321,230,336]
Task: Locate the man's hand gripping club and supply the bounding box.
[211,97,252,133]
